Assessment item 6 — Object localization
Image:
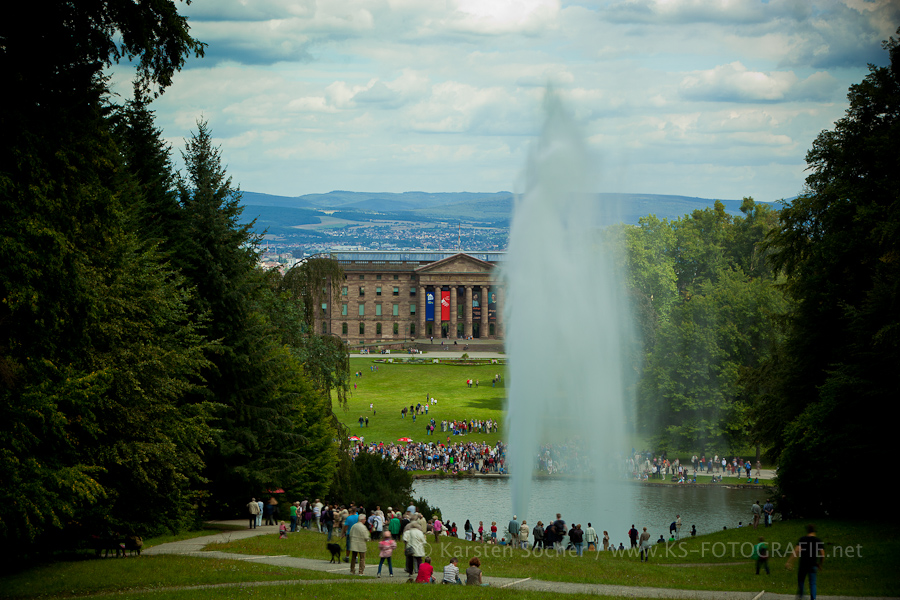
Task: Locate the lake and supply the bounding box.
[412,477,768,545]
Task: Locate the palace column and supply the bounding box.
[496,285,504,339]
[450,286,458,339]
[464,286,473,338]
[482,285,490,338]
[418,285,426,339]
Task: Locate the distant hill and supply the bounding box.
[240,190,766,230]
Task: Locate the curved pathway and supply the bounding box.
[142,521,894,600]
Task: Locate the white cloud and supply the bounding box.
[679,62,839,103]
[104,0,888,202]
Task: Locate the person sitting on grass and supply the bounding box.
[415,556,435,583]
[466,557,488,586]
[442,557,462,584]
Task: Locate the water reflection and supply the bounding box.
[413,478,766,546]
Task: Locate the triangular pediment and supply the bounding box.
[415,253,495,274]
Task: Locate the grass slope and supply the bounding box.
[209,520,896,597]
[337,358,506,446]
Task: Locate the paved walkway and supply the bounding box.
[143,521,894,600]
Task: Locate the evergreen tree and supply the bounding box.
[174,122,334,510]
[0,0,208,550]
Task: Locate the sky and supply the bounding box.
[110,0,898,203]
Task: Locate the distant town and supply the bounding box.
[245,190,759,270]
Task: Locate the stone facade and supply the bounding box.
[317,251,504,345]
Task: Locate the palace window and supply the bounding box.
[359,322,365,335]
[342,322,348,335]
[342,303,348,316]
[376,286,382,296]
[358,304,365,316]
[393,323,399,335]
[376,322,382,335]
[375,304,382,316]
[392,304,399,316]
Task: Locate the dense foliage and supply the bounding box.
[627,199,786,454]
[0,1,344,554]
[752,31,900,518]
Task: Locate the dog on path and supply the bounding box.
[327,543,342,563]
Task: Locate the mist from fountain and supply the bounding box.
[503,89,636,523]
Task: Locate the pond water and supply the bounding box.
[413,477,767,545]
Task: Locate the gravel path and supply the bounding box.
[142,522,894,600]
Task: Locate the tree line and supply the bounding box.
[0,0,379,555]
[627,30,898,518]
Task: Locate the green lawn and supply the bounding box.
[207,520,896,597]
[338,358,507,445]
[338,359,776,477]
[0,555,347,599]
[80,586,659,600]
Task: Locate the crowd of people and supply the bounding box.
[350,440,508,474]
[271,499,487,584]
[628,451,763,482]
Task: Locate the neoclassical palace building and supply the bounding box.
[316,251,505,345]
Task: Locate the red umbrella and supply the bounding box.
[398,437,413,442]
[349,436,361,441]
[267,488,285,494]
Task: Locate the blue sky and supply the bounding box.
[110,0,897,202]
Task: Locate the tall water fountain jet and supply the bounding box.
[504,90,635,524]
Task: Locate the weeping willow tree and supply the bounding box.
[276,256,355,497]
[278,256,351,411]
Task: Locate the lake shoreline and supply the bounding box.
[411,471,773,490]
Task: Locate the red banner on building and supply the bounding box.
[440,290,450,322]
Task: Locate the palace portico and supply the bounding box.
[317,251,504,344]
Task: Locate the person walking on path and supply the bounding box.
[787,523,825,600]
[348,514,370,576]
[265,497,278,526]
[753,536,770,575]
[376,531,396,577]
[403,519,427,576]
[247,498,261,529]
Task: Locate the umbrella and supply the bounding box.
[398,437,413,442]
[349,436,361,441]
[267,488,285,494]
